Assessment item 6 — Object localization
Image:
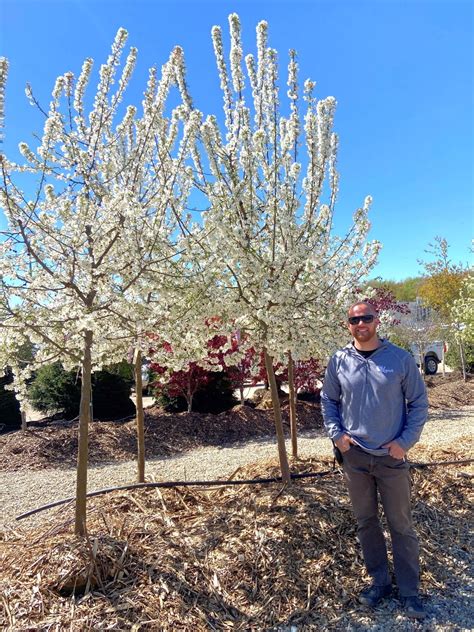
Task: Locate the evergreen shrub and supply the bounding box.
[28,362,136,420]
[0,371,22,432]
[28,363,81,418]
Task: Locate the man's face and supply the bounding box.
[347,303,379,345]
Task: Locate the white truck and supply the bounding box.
[410,341,446,375]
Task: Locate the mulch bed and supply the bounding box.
[1,373,473,473]
[424,372,474,409]
[0,400,323,472]
[1,456,472,630]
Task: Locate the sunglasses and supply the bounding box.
[348,315,375,325]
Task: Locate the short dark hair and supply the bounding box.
[348,301,378,317]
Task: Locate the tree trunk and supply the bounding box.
[418,347,424,377]
[134,348,145,483]
[75,329,93,536]
[264,348,290,484]
[288,352,298,458]
[239,386,245,406]
[21,409,27,432]
[459,339,467,381]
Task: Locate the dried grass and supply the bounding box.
[1,456,472,631]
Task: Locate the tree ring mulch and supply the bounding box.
[1,456,472,630]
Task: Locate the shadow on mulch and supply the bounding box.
[425,373,473,409]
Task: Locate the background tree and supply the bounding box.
[150,330,238,413]
[359,285,410,330]
[417,236,468,319]
[391,306,444,377]
[416,236,471,377]
[364,277,422,302]
[224,341,256,405]
[449,272,474,378]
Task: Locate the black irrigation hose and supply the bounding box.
[15,458,473,521]
[15,470,335,521]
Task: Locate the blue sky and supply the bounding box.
[1,0,472,281]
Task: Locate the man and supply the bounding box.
[321,301,428,619]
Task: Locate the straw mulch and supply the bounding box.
[1,456,472,631]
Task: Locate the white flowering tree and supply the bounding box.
[452,274,474,343]
[0,29,197,534]
[451,272,474,379]
[192,15,380,480]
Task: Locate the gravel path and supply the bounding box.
[2,407,473,529]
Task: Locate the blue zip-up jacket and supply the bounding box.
[321,339,428,456]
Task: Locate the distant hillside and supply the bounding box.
[364,277,423,302]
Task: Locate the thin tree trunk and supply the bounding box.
[239,386,245,405]
[75,329,93,536]
[134,348,145,483]
[459,339,467,381]
[187,381,193,412]
[264,348,290,484]
[21,409,27,432]
[288,352,298,458]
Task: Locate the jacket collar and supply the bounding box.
[345,338,389,357]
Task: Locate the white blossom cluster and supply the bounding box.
[192,14,380,364]
[0,57,8,144]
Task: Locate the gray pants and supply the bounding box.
[343,445,419,597]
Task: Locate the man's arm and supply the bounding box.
[321,355,346,444]
[388,354,428,453]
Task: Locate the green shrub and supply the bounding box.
[92,369,136,419]
[28,363,80,418]
[0,371,22,432]
[445,338,474,373]
[193,372,238,413]
[28,362,136,420]
[154,392,186,413]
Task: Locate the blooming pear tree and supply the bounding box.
[0,29,198,534]
[193,15,380,477]
[451,274,474,344]
[450,272,474,379]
